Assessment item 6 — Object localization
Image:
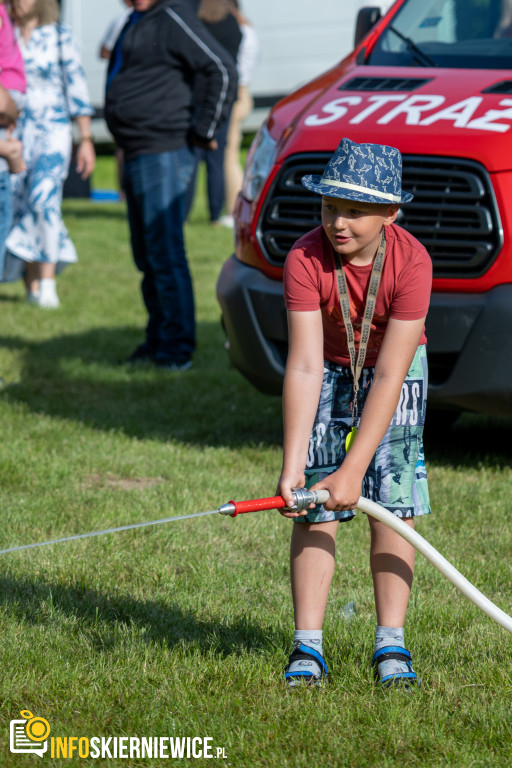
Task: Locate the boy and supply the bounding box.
[277,137,432,687]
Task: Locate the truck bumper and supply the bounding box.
[216,256,287,395]
[426,286,512,417]
[217,256,512,416]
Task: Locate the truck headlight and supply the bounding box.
[242,124,277,202]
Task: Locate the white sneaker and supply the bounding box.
[219,214,234,229]
[38,278,60,309]
[26,291,40,304]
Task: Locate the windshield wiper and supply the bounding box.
[387,24,437,67]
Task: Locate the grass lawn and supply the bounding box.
[0,155,511,767]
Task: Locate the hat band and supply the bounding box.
[320,178,402,203]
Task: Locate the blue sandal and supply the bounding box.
[372,646,420,688]
[284,643,328,688]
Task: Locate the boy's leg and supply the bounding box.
[285,519,338,685]
[369,516,415,626]
[291,519,338,628]
[363,347,428,685]
[369,516,419,685]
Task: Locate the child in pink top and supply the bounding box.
[0,0,26,173]
[0,0,26,283]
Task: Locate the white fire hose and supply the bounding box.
[356,494,512,634]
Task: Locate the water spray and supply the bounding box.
[0,489,328,556]
[1,489,511,634]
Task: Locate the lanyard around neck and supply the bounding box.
[333,229,386,424]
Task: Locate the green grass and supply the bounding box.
[91,152,121,192]
[1,156,512,767]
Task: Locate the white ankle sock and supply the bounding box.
[374,626,409,678]
[294,629,323,656]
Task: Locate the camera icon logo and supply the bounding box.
[10,710,51,758]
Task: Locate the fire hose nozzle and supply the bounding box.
[289,487,330,510]
[217,488,330,517]
[218,502,236,516]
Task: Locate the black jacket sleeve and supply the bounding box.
[163,4,238,141]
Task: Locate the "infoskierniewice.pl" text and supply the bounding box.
[49,736,227,759]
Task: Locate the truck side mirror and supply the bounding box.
[354,7,382,47]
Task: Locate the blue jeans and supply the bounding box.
[123,147,196,362]
[185,115,230,222]
[0,171,12,279]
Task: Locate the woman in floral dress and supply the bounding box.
[4,0,95,308]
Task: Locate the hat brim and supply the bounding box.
[301,175,413,205]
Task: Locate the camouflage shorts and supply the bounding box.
[299,345,431,524]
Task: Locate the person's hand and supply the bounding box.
[310,465,363,513]
[188,134,218,151]
[276,471,310,518]
[5,129,25,173]
[76,138,96,179]
[0,89,19,127]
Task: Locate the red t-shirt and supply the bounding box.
[283,223,432,367]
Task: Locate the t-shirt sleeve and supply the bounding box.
[389,244,432,321]
[283,245,322,311]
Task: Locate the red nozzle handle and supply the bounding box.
[222,489,330,517]
[229,496,287,516]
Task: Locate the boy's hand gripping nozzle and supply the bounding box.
[217,488,330,516]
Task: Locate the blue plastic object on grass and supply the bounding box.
[90,189,122,202]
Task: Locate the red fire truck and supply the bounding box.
[217,0,512,418]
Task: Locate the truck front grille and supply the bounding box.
[257,154,502,278]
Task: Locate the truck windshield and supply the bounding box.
[368,0,512,69]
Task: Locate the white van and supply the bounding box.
[60,0,121,140]
[236,0,389,129]
[60,0,388,139]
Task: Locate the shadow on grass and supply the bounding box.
[63,201,128,220]
[0,294,24,303]
[0,324,282,448]
[0,574,277,656]
[424,412,512,466]
[1,323,511,460]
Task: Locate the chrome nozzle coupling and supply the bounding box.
[290,488,329,511]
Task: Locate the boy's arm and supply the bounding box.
[277,309,324,518]
[310,316,426,511]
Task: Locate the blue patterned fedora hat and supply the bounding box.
[302,137,413,204]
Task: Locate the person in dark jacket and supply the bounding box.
[105,0,237,371]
